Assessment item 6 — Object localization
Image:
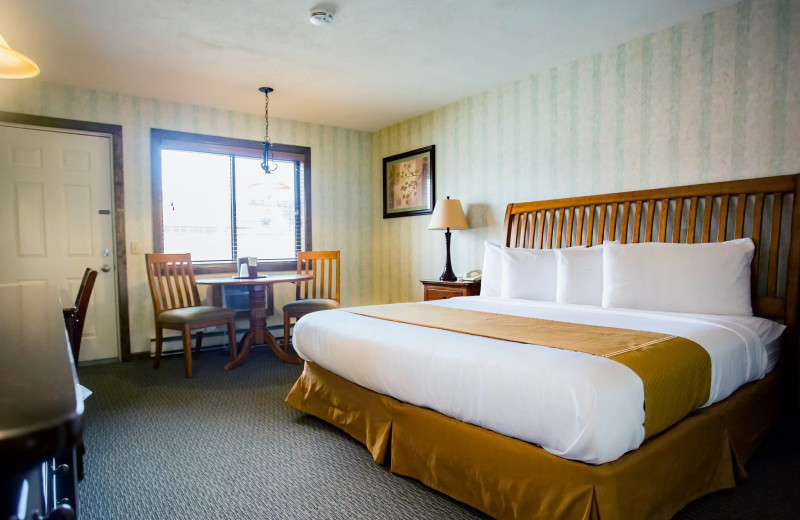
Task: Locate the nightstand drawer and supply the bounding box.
[421,279,481,301]
[425,287,464,300]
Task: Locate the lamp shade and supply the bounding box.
[0,33,39,79]
[428,198,468,230]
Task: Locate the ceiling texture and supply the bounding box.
[1,0,740,132]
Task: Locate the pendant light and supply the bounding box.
[0,32,39,79]
[259,86,277,174]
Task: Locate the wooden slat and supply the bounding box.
[576,206,584,245]
[536,211,545,249]
[319,258,326,298]
[179,262,192,307]
[620,201,631,244]
[327,258,333,299]
[735,194,747,238]
[527,212,536,248]
[751,193,765,294]
[317,259,321,298]
[643,200,654,242]
[609,203,619,241]
[555,209,563,248]
[596,204,605,245]
[566,207,575,247]
[158,264,169,310]
[701,196,713,242]
[717,195,730,242]
[172,262,185,308]
[658,199,669,242]
[519,213,528,247]
[179,262,190,307]
[687,197,698,243]
[673,198,684,243]
[768,194,783,296]
[586,205,595,247]
[303,259,310,299]
[546,210,555,248]
[510,214,520,247]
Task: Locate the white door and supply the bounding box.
[0,124,119,362]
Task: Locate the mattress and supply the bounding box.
[292,296,785,464]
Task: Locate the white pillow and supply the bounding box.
[480,241,503,297]
[602,238,754,315]
[500,248,557,302]
[555,247,604,305]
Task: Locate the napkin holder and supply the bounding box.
[237,257,259,278]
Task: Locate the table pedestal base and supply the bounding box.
[223,285,301,370]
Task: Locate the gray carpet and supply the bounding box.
[77,349,800,519]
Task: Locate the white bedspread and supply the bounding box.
[292,297,785,464]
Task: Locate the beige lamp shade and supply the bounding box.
[0,33,40,79]
[428,197,468,230]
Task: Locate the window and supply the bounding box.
[151,129,311,272]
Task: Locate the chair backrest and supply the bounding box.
[145,253,202,316]
[296,250,340,303]
[63,268,98,362]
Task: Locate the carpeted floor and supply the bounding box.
[77,348,800,520]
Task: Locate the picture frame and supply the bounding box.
[383,145,436,219]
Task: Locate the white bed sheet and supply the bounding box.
[293,297,785,464]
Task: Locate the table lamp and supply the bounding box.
[428,196,468,281]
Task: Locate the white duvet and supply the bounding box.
[292,296,785,464]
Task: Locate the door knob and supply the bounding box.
[101,264,111,272]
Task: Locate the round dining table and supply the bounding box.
[196,274,313,370]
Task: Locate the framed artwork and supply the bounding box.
[383,145,436,219]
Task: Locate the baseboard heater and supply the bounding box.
[148,326,285,357]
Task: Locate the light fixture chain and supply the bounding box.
[264,91,270,142]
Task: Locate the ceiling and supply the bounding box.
[2,0,740,132]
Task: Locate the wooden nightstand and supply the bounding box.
[421,279,481,301]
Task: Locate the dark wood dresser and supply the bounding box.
[0,288,84,520]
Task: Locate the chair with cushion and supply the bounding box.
[283,251,340,354]
[145,253,237,378]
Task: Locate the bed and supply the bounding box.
[286,174,800,520]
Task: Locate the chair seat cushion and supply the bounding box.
[158,306,235,324]
[283,298,340,313]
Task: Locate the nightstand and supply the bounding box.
[421,279,481,301]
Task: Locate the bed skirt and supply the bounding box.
[285,362,779,520]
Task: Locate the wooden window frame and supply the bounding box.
[150,129,312,274]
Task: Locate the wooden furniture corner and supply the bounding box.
[421,279,481,301]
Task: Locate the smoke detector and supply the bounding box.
[309,6,335,26]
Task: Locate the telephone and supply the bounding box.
[459,270,482,282]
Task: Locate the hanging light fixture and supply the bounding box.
[259,86,278,174]
[0,32,40,79]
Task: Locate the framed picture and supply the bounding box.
[383,145,436,219]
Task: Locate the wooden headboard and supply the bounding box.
[503,174,800,336]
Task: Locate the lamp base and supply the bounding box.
[439,230,457,281]
[439,270,457,282]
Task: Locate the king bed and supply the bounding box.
[286,174,800,520]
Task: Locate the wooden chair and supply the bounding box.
[283,251,340,352]
[62,268,98,363]
[145,253,237,378]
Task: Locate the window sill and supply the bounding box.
[193,260,296,275]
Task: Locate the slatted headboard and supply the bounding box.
[503,175,800,337]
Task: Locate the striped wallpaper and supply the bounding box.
[0,82,374,353]
[0,0,797,353]
[371,0,800,304]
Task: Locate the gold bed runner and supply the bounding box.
[345,303,711,438]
